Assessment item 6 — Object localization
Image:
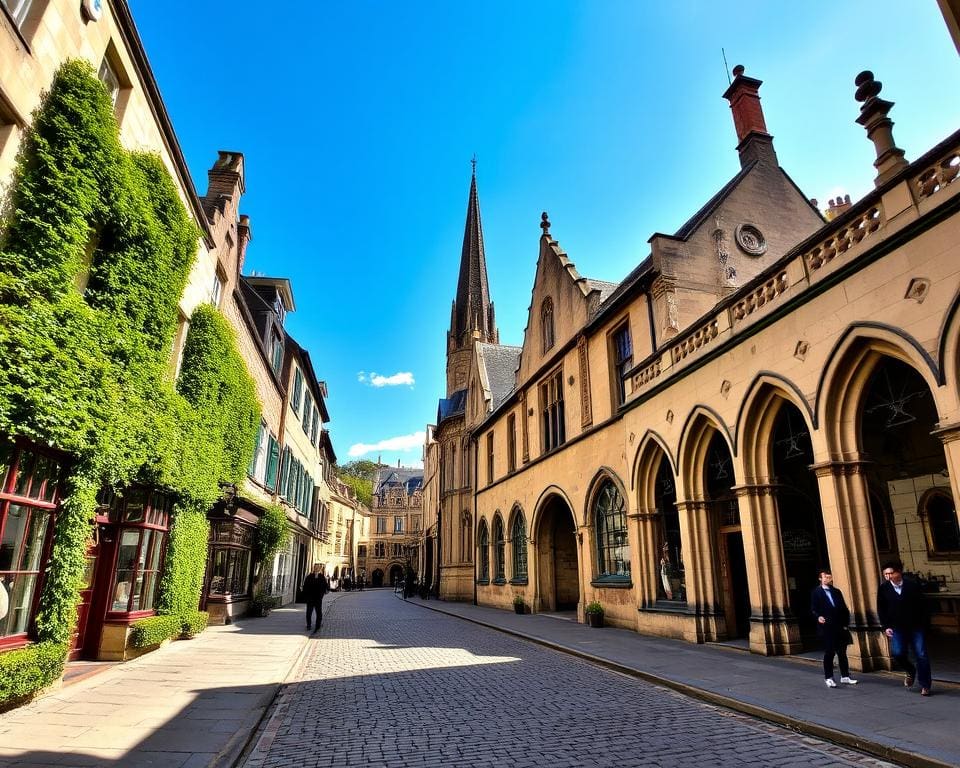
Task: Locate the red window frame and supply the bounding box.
[0,439,64,650]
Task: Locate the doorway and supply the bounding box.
[721,531,750,639]
[535,495,580,613]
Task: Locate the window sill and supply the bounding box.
[509,578,529,586]
[591,578,632,589]
[640,600,691,614]
[477,578,490,586]
[492,578,507,585]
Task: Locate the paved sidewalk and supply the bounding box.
[0,596,342,768]
[412,598,958,768]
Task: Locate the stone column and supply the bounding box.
[676,499,722,641]
[577,525,590,622]
[630,512,659,609]
[734,482,802,655]
[811,459,887,671]
[932,421,960,519]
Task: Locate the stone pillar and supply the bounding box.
[811,459,887,671]
[577,525,589,622]
[676,500,723,641]
[932,421,960,521]
[735,482,802,655]
[630,512,660,609]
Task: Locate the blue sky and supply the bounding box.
[128,1,960,468]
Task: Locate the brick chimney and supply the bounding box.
[722,65,777,168]
[824,195,852,221]
[202,151,245,223]
[237,214,252,273]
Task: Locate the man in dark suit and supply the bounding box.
[877,560,932,696]
[302,564,329,632]
[811,568,858,688]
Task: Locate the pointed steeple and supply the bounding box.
[452,163,497,346]
[446,162,498,395]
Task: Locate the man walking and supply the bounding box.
[878,560,932,696]
[810,568,857,688]
[302,564,328,633]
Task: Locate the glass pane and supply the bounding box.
[123,489,146,523]
[0,574,37,636]
[210,549,227,595]
[0,505,28,571]
[140,571,158,611]
[30,455,56,502]
[112,530,140,611]
[21,509,49,572]
[130,570,145,611]
[149,532,164,572]
[13,450,36,497]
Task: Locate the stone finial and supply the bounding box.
[541,211,551,234]
[854,70,907,187]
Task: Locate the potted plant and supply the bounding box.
[585,601,604,628]
[248,594,277,618]
[513,594,525,615]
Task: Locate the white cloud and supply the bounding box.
[362,371,415,388]
[348,431,426,458]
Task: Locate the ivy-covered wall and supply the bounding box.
[0,61,260,704]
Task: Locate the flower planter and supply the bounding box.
[514,603,525,615]
[586,612,604,628]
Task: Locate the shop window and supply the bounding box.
[921,489,960,555]
[655,456,685,602]
[106,488,172,614]
[493,515,505,581]
[595,479,630,581]
[540,369,565,453]
[478,521,489,581]
[208,548,251,598]
[0,442,62,640]
[511,510,527,581]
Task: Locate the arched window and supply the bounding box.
[511,509,527,580]
[493,515,506,581]
[478,520,490,581]
[921,489,960,554]
[595,480,630,580]
[541,297,555,354]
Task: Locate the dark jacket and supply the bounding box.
[302,572,329,602]
[877,577,928,632]
[810,585,851,639]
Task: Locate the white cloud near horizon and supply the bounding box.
[348,431,426,458]
[356,370,415,388]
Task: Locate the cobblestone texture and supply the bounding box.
[243,591,896,768]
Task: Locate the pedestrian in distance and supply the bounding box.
[877,560,933,696]
[302,563,328,633]
[810,568,858,688]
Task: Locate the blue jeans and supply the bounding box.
[889,629,932,689]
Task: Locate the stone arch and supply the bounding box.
[531,484,576,538]
[678,407,734,500]
[530,488,580,613]
[584,467,628,527]
[937,286,960,413]
[816,324,942,455]
[631,430,676,494]
[734,371,817,478]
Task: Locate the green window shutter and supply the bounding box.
[265,436,280,491]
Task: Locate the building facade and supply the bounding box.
[438,63,960,673]
[367,467,423,588]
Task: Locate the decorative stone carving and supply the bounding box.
[577,335,592,428]
[735,224,767,256]
[666,410,674,424]
[904,277,931,304]
[713,217,737,284]
[794,340,809,361]
[721,380,732,398]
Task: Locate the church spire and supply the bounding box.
[446,162,498,395]
[452,162,497,348]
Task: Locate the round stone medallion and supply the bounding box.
[735,224,767,256]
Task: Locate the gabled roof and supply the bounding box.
[373,467,424,496]
[670,162,755,241]
[437,388,467,424]
[476,342,521,411]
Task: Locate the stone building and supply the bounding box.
[0,1,336,655]
[366,467,423,588]
[439,61,960,673]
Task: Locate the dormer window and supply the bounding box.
[541,297,555,354]
[274,295,286,326]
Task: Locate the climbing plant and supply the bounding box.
[0,60,260,704]
[256,504,290,565]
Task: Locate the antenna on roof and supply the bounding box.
[722,48,731,85]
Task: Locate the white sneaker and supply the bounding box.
[840,676,858,685]
[825,678,837,688]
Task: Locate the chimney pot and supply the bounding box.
[722,64,776,168]
[732,64,745,77]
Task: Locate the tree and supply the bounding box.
[337,459,378,507]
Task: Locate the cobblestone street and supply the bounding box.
[242,591,896,768]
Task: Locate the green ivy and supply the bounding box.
[256,504,290,565]
[0,61,261,704]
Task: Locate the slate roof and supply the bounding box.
[437,389,467,424]
[373,467,424,496]
[585,278,619,306]
[477,343,521,411]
